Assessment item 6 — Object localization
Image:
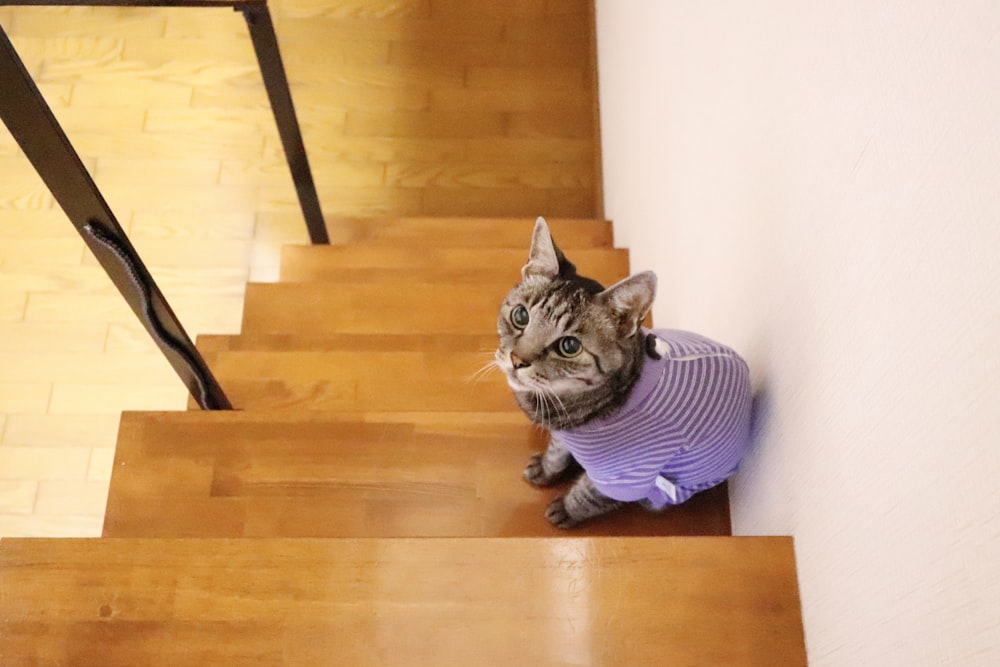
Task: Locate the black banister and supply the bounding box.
[1,0,328,408]
[240,3,329,244]
[0,0,327,244]
[0,24,232,409]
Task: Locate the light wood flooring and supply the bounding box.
[0,0,599,537]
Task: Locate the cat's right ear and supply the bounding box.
[521,216,560,280]
[599,271,657,338]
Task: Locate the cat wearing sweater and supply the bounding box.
[496,217,752,528]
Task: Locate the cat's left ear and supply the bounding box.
[522,217,560,280]
[599,271,657,337]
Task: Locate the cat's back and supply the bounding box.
[647,328,743,364]
[642,328,751,444]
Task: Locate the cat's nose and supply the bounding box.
[510,352,531,370]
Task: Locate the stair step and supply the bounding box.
[278,245,630,284]
[200,348,513,411]
[0,536,806,665]
[241,282,512,336]
[324,216,614,248]
[197,332,499,354]
[104,411,731,538]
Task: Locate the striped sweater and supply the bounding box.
[553,329,752,508]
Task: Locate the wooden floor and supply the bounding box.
[0,0,599,537]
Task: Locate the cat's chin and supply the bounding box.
[504,373,531,392]
[498,362,532,392]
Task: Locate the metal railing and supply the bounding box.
[0,1,326,408]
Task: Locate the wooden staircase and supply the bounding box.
[0,217,807,664]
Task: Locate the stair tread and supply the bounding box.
[279,245,629,284]
[0,536,806,665]
[103,411,731,538]
[238,281,560,335]
[197,332,500,353]
[200,348,513,411]
[324,216,614,248]
[238,282,655,339]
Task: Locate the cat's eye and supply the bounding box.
[510,305,530,329]
[556,336,583,358]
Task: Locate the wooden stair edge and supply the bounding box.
[196,331,500,353]
[235,281,508,337]
[0,536,806,665]
[318,216,617,248]
[275,245,631,283]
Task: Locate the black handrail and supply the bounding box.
[0,0,329,408]
[0,24,233,409]
[0,0,328,244]
[239,3,329,244]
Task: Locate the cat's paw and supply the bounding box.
[544,497,580,529]
[524,453,560,487]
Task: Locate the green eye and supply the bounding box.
[556,336,583,358]
[510,305,530,329]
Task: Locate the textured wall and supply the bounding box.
[596,1,1000,664]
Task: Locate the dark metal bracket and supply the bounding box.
[0,25,233,409]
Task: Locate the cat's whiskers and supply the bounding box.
[466,356,502,384]
[546,386,570,422]
[534,384,569,426]
[536,389,551,425]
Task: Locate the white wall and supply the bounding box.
[596,2,1000,664]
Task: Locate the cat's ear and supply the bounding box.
[599,271,657,338]
[522,217,561,280]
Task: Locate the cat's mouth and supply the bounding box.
[503,366,532,392]
[496,350,534,392]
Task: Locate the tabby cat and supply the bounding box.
[496,217,752,528]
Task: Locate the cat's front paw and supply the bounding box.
[544,496,581,529]
[524,453,560,487]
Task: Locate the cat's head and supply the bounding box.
[496,217,657,428]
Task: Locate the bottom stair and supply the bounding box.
[0,536,806,665]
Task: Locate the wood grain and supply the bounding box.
[0,537,806,665]
[309,216,614,247]
[197,348,516,411]
[196,332,500,353]
[240,282,507,335]
[277,244,629,283]
[103,411,732,538]
[0,0,601,538]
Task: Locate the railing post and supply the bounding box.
[0,25,233,410]
[239,2,329,244]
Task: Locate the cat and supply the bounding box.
[496,217,753,528]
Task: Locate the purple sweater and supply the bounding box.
[553,329,752,508]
